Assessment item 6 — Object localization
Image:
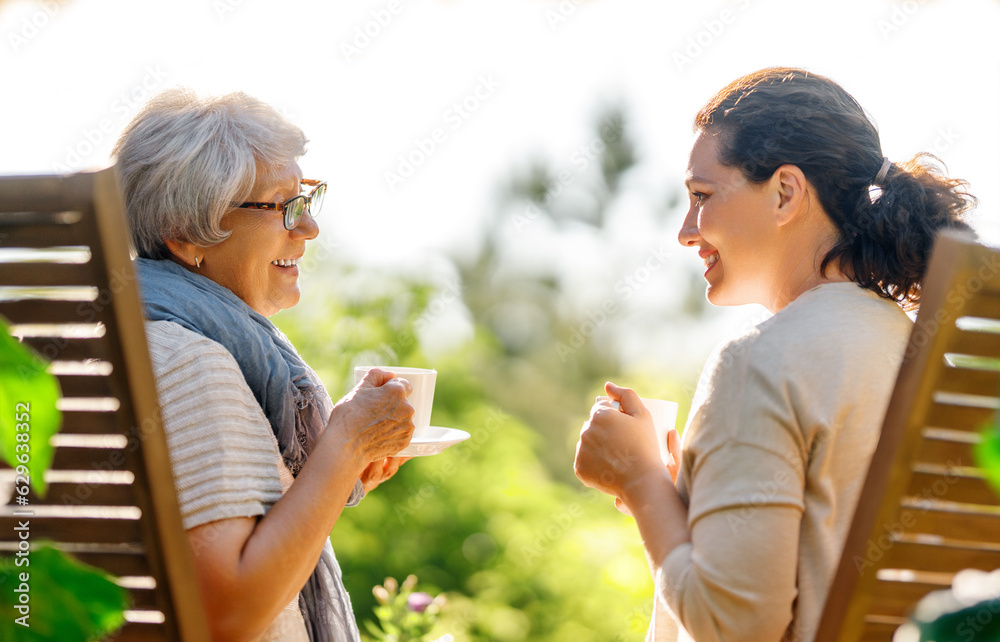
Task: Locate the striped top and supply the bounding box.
[145,320,356,642]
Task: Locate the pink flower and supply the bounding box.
[406,592,434,613]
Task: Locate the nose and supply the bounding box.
[677,203,701,247]
[292,209,320,241]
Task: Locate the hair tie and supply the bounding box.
[874,156,891,186]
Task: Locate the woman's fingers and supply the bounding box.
[358,368,414,398]
[604,381,646,417]
[333,379,416,463]
[384,376,413,397]
[666,429,682,484]
[360,456,411,492]
[358,367,397,388]
[360,460,384,492]
[614,497,634,517]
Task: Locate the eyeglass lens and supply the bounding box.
[283,183,326,230]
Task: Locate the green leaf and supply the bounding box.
[0,544,128,641]
[0,318,61,496]
[364,619,389,640]
[913,599,1000,641]
[975,424,1000,499]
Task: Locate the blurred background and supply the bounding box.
[2,0,998,639]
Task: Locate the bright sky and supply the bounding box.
[3,0,999,367]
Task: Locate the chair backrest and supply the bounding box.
[0,168,210,640]
[816,230,1000,641]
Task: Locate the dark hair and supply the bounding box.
[695,67,976,310]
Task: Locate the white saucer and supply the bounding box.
[398,426,470,457]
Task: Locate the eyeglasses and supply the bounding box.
[234,179,327,230]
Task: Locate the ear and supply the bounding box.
[164,238,200,268]
[771,164,808,227]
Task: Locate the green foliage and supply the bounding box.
[366,575,447,641]
[0,318,61,496]
[0,544,129,642]
[898,570,1000,642]
[273,105,697,640]
[976,423,1000,498]
[0,321,129,640]
[909,603,1000,641]
[275,263,668,641]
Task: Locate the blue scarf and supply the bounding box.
[136,257,361,642]
[137,257,324,475]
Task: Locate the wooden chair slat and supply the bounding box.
[0,221,88,248]
[107,622,172,641]
[859,620,907,642]
[0,174,96,211]
[1,261,96,287]
[866,578,953,618]
[51,446,131,471]
[58,410,121,434]
[903,503,1000,542]
[0,299,105,324]
[926,402,996,432]
[935,366,1000,398]
[0,517,142,544]
[72,551,151,576]
[883,540,1000,574]
[950,328,1000,358]
[125,588,160,610]
[27,482,137,507]
[907,469,998,506]
[20,336,108,361]
[0,210,84,226]
[915,434,977,468]
[57,374,116,398]
[959,291,1000,320]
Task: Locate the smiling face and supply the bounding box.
[679,131,780,307]
[196,162,319,317]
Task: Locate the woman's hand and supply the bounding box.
[574,382,670,512]
[327,368,416,469]
[360,457,411,492]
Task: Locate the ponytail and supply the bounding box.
[822,153,976,310]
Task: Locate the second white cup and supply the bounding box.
[355,366,437,438]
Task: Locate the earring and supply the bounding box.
[194,256,201,268]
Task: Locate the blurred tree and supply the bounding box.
[451,105,707,480]
[272,102,706,641]
[275,269,656,641]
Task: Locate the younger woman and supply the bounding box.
[574,68,975,641]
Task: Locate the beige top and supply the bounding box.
[146,320,351,642]
[650,283,913,642]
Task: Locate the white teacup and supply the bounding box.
[596,395,679,466]
[355,366,437,438]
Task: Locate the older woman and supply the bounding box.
[574,68,975,641]
[113,89,415,642]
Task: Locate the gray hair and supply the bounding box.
[112,88,307,259]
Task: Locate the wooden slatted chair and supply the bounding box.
[816,229,1000,641]
[0,168,210,640]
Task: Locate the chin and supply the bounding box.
[706,285,750,308]
[276,290,301,313]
